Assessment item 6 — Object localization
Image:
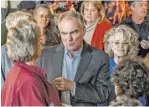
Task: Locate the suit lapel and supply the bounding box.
[74,43,92,82]
[52,44,64,78]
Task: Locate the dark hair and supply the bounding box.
[112,57,149,99]
[54,7,67,14]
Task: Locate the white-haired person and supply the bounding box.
[103,24,148,105]
[1,11,34,89]
[1,11,61,106]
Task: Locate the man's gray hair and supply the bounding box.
[6,18,40,62]
[6,11,32,30]
[57,11,85,30]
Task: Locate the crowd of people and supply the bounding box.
[1,0,149,106]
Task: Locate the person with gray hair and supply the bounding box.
[1,11,61,106]
[111,56,149,106]
[103,24,140,105]
[1,11,33,89]
[34,4,61,48]
[36,11,111,106]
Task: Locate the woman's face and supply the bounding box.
[36,7,50,29]
[111,32,129,57]
[83,2,99,24]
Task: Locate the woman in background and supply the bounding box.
[104,24,143,105]
[81,1,112,50]
[34,4,61,48]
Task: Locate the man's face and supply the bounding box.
[83,2,99,24]
[36,7,50,28]
[58,17,84,53]
[131,1,148,19]
[111,32,129,57]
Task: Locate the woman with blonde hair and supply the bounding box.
[81,1,112,50]
[1,11,61,106]
[104,24,147,105]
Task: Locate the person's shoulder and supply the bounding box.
[41,45,60,55]
[1,45,8,57]
[1,45,7,52]
[96,19,112,30]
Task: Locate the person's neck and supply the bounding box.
[68,45,83,58]
[85,21,93,27]
[25,59,36,66]
[40,28,46,35]
[131,15,145,24]
[114,55,124,64]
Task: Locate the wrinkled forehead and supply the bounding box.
[109,31,128,42]
[133,0,148,5]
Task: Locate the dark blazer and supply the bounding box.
[36,42,111,106]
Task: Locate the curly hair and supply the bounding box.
[112,57,149,99]
[6,11,33,30]
[80,1,105,21]
[144,53,149,69]
[104,24,139,57]
[109,95,142,106]
[6,18,40,62]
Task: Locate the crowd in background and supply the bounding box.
[1,0,149,106]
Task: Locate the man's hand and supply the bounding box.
[140,40,149,49]
[53,77,74,91]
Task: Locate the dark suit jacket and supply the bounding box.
[36,42,111,106]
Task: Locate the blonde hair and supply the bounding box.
[80,1,105,21]
[104,24,139,57]
[6,11,33,30]
[144,53,149,69]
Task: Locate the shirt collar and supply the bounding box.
[64,45,83,59]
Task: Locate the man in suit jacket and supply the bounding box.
[36,11,111,106]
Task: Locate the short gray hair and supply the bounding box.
[6,11,33,30]
[6,19,40,62]
[57,11,85,30]
[104,24,139,57]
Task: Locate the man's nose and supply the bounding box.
[67,34,73,41]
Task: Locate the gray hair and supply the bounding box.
[6,11,33,30]
[57,11,85,30]
[104,24,139,57]
[34,4,52,19]
[6,18,40,62]
[80,1,105,21]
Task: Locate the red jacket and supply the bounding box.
[2,62,61,106]
[91,20,112,51]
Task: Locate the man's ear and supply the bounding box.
[83,27,86,36]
